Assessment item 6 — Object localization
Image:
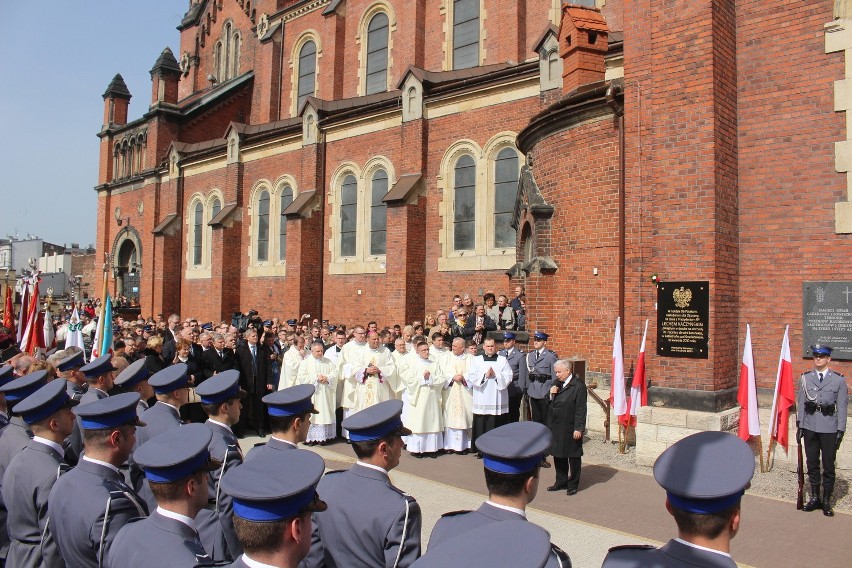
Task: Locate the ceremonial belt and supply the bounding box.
[529,374,549,383]
[804,401,836,416]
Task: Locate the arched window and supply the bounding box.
[257,190,270,262]
[279,186,293,262]
[211,197,221,220]
[370,169,388,255]
[493,148,519,248]
[365,13,389,95]
[454,155,476,250]
[223,21,233,80]
[231,31,241,78]
[452,0,479,70]
[340,174,357,257]
[297,41,317,112]
[192,201,204,266]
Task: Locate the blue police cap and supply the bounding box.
[263,384,318,417]
[134,423,218,483]
[654,431,754,515]
[503,332,516,340]
[475,421,552,474]
[80,354,117,379]
[0,371,49,404]
[411,520,551,568]
[811,344,833,357]
[114,359,151,389]
[195,370,245,405]
[75,392,145,429]
[201,322,214,331]
[342,399,411,442]
[328,325,337,332]
[222,449,327,522]
[0,365,15,387]
[286,319,297,326]
[12,379,78,424]
[56,350,85,372]
[533,331,549,341]
[263,320,273,327]
[148,363,189,394]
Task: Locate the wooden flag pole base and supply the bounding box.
[757,435,765,474]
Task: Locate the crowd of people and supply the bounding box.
[0,282,790,567]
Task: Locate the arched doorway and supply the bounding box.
[112,228,142,306]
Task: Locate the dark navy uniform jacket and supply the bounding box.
[602,539,737,568]
[197,420,243,562]
[108,509,212,568]
[1,439,66,568]
[48,457,148,568]
[430,502,570,568]
[301,463,421,568]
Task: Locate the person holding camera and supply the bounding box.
[796,344,847,516]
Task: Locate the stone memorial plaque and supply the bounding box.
[802,282,852,360]
[657,281,709,359]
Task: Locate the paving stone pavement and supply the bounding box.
[240,435,852,568]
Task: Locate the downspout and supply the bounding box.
[606,82,625,336]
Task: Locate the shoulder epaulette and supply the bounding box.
[440,509,472,517]
[253,442,266,447]
[835,371,844,377]
[324,468,346,475]
[607,544,656,552]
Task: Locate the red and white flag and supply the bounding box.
[19,277,40,355]
[768,325,795,452]
[16,280,29,343]
[611,317,627,420]
[627,319,649,421]
[737,324,760,441]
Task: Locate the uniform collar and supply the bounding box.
[82,455,121,474]
[156,506,196,530]
[485,500,526,518]
[673,538,731,558]
[32,436,65,457]
[240,554,278,568]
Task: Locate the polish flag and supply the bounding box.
[19,277,41,355]
[626,319,649,423]
[737,324,760,441]
[611,317,627,420]
[768,325,795,452]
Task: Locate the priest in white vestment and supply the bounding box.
[297,340,338,444]
[466,337,512,451]
[439,337,473,453]
[338,326,368,437]
[278,335,305,390]
[402,341,445,456]
[348,331,399,412]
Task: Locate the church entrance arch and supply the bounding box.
[111,227,142,304]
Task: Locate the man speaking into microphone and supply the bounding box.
[545,360,587,495]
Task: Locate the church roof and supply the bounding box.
[150,48,181,76]
[103,74,131,100]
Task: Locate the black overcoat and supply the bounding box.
[546,375,588,458]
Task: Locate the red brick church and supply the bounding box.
[96,0,851,419]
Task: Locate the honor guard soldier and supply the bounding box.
[525,331,557,425]
[499,332,528,423]
[67,354,118,463]
[245,385,319,461]
[114,359,154,418]
[414,520,554,568]
[108,424,220,568]
[48,392,149,568]
[429,421,570,568]
[221,449,327,568]
[301,399,422,568]
[796,344,848,516]
[0,370,47,564]
[194,370,247,561]
[132,363,190,508]
[2,379,76,568]
[602,431,755,568]
[56,349,87,401]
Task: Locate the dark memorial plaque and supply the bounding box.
[802,282,852,360]
[657,281,709,359]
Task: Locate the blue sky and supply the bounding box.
[0,1,185,246]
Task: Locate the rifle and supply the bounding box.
[796,438,804,510]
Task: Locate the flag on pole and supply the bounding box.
[737,324,760,441]
[64,307,85,352]
[2,284,13,329]
[626,319,650,424]
[16,279,29,343]
[98,295,114,359]
[19,276,40,354]
[611,317,627,421]
[768,325,795,452]
[42,308,55,351]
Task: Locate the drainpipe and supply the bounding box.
[606,82,626,336]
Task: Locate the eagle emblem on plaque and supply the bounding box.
[673,286,692,308]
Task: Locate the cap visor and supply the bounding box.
[236,389,248,400]
[397,425,413,436]
[310,406,320,415]
[306,495,328,513]
[202,458,223,473]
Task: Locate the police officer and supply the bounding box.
[67,354,118,463]
[301,399,421,568]
[0,365,13,428]
[221,449,327,568]
[2,379,76,568]
[245,385,319,461]
[194,370,247,561]
[525,331,557,425]
[113,359,154,419]
[796,344,848,516]
[108,423,219,568]
[429,421,570,568]
[0,371,47,564]
[56,349,87,401]
[602,431,754,567]
[48,392,149,567]
[499,332,528,423]
[414,521,553,568]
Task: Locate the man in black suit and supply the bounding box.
[461,304,497,346]
[201,333,236,380]
[235,327,272,437]
[160,315,180,366]
[546,359,587,495]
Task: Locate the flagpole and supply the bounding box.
[756,435,765,474]
[765,325,788,471]
[93,253,110,359]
